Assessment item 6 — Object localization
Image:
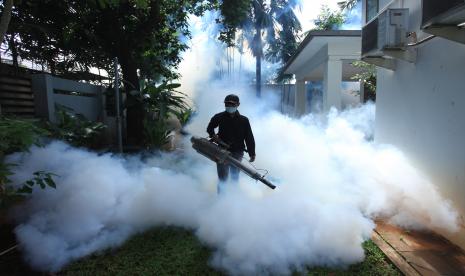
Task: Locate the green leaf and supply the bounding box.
[44,177,57,189]
[36,179,46,189]
[164,83,181,90]
[17,185,33,194]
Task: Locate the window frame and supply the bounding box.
[366,0,379,22]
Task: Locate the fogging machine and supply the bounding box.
[191,136,276,189]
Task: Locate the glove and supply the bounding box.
[249,155,256,162]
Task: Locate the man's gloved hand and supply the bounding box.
[211,134,220,141]
[249,155,256,162]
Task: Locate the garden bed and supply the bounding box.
[60,227,400,275]
[0,225,401,275]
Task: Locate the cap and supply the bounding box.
[224,94,240,104]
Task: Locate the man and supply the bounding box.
[207,94,256,189]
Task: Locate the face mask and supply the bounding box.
[225,106,237,113]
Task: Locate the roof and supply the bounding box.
[282,30,361,74]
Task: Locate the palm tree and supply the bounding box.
[266,0,302,82]
[246,0,301,97]
[337,0,359,11]
[250,0,268,98]
[218,0,301,97]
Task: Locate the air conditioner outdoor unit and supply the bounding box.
[421,0,465,44]
[422,0,465,28]
[362,8,409,57]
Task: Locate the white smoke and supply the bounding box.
[8,96,459,274]
[7,11,460,276]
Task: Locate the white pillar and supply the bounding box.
[294,79,306,117]
[323,58,342,111]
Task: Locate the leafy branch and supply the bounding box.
[351,61,377,92]
[141,81,191,149]
[0,117,58,207]
[16,171,57,194]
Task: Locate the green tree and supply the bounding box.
[217,0,251,46]
[0,117,56,207]
[0,0,13,45]
[266,0,302,82]
[140,81,189,149]
[313,5,345,31]
[218,0,301,97]
[337,0,359,11]
[351,61,376,92]
[6,0,213,144]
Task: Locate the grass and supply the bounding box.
[303,241,401,275]
[60,227,401,276]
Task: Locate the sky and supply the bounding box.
[295,0,362,32]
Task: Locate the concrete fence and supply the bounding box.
[31,74,104,123]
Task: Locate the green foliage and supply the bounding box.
[178,108,195,126]
[61,228,400,275]
[6,0,217,141]
[307,240,400,275]
[0,162,15,192]
[47,109,107,148]
[7,0,215,82]
[0,117,57,208]
[266,0,302,64]
[351,60,377,92]
[143,119,173,149]
[217,0,251,46]
[1,168,57,212]
[0,117,49,155]
[16,171,57,194]
[313,5,345,31]
[142,81,188,120]
[0,117,49,193]
[141,81,190,149]
[217,0,301,85]
[338,0,360,11]
[62,227,221,275]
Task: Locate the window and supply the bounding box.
[366,0,379,22]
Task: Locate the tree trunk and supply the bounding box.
[49,60,56,75]
[256,54,261,98]
[8,34,18,68]
[119,50,143,146]
[0,0,13,44]
[255,27,263,98]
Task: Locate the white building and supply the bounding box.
[282,30,364,116]
[361,0,465,249]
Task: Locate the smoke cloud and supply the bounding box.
[8,96,459,274]
[7,11,460,276]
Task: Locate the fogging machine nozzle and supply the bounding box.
[191,136,276,189]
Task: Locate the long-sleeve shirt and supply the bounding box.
[207,111,255,156]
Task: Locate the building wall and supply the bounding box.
[367,0,465,248]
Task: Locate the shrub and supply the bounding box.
[0,117,56,208]
[141,81,190,150]
[47,109,107,149]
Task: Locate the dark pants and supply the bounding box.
[217,151,243,193]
